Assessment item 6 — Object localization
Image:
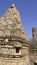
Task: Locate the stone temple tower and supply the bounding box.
[0,4,30,65]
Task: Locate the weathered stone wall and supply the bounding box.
[0,57,29,65]
[0,47,30,65]
[29,50,37,65]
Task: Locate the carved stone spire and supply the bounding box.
[0,4,28,42]
[0,4,30,65]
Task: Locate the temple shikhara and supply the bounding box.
[0,4,37,65]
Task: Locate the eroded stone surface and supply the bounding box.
[0,4,30,65]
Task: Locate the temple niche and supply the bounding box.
[0,4,30,65]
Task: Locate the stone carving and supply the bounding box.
[0,4,30,65]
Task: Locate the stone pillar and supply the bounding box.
[32,27,36,39]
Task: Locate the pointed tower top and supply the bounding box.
[11,4,15,8]
[12,4,15,7]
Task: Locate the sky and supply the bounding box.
[0,0,37,39]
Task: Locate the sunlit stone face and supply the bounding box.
[5,38,8,43]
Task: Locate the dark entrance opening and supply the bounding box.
[34,62,37,65]
[16,47,19,53]
[16,47,21,53]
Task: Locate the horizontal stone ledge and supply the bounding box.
[0,53,26,58]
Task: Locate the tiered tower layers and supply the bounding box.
[0,4,30,65]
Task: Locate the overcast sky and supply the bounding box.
[0,0,37,38]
